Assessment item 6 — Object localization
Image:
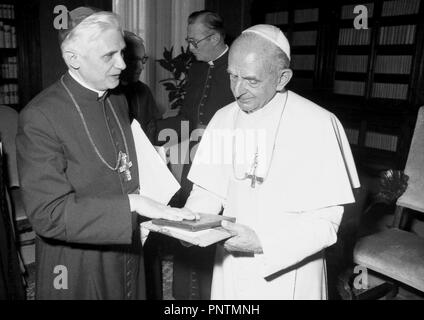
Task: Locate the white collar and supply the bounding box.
[68,70,106,98]
[208,45,229,66]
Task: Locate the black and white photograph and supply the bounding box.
[0,0,423,308]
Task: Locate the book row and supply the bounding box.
[0,4,14,19]
[294,8,319,23]
[379,25,416,45]
[372,82,408,99]
[365,131,398,152]
[334,80,366,96]
[374,55,412,74]
[381,0,421,16]
[335,54,412,74]
[265,0,420,26]
[265,11,288,25]
[333,80,409,100]
[1,56,18,79]
[338,28,372,46]
[336,55,369,73]
[0,21,17,48]
[0,83,19,105]
[344,127,398,152]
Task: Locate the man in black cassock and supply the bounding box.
[16,7,194,300]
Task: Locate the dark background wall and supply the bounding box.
[38,0,112,89]
[205,0,253,44]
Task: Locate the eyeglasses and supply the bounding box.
[140,55,149,64]
[185,34,214,49]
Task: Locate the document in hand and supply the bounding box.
[140,220,236,247]
[131,120,180,205]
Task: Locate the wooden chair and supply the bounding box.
[348,106,424,299]
[0,144,26,299]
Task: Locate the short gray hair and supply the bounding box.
[124,30,145,48]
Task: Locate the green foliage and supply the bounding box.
[157,46,193,109]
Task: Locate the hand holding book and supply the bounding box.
[152,211,235,231]
[221,220,263,254]
[141,212,237,247]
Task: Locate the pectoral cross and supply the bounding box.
[119,152,132,181]
[245,151,264,188]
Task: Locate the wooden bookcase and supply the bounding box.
[0,2,19,110]
[264,4,321,91]
[0,0,42,112]
[253,0,424,173]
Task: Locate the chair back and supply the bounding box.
[0,105,19,187]
[397,107,424,213]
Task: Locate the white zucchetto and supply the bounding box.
[242,24,291,60]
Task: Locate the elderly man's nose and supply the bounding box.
[234,79,246,97]
[116,55,126,70]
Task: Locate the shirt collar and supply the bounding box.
[68,70,106,98]
[208,45,229,66]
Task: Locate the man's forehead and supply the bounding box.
[229,49,259,65]
[228,49,268,75]
[187,21,209,37]
[81,29,124,54]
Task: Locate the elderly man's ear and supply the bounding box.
[276,68,293,91]
[211,33,221,45]
[63,50,81,70]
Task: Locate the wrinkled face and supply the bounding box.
[123,43,146,82]
[186,21,215,62]
[77,28,126,91]
[228,45,280,113]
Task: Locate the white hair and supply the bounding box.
[61,11,123,54]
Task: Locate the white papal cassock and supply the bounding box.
[184,90,360,300]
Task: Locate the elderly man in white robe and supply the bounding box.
[169,24,360,300]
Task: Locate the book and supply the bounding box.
[141,220,236,247]
[152,213,236,232]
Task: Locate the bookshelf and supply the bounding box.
[254,0,424,172]
[0,0,42,112]
[265,5,321,90]
[0,2,19,109]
